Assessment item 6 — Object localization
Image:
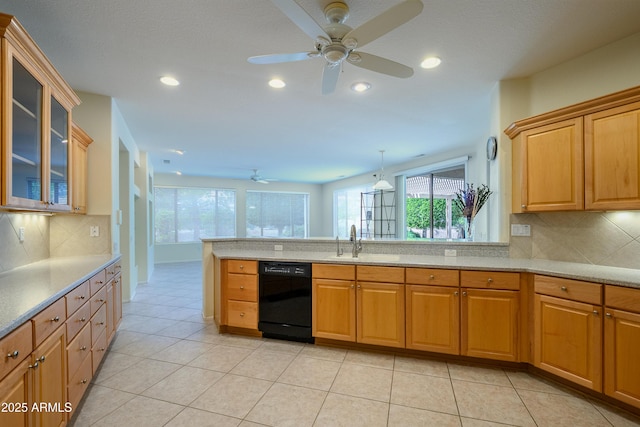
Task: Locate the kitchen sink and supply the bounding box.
[326,253,401,262]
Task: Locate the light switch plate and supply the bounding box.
[18,227,25,242]
[511,224,531,236]
[274,244,283,251]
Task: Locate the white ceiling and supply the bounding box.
[3,0,640,183]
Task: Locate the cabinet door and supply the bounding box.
[31,326,67,427]
[47,94,71,212]
[515,118,584,212]
[406,285,459,354]
[534,294,602,391]
[357,282,405,348]
[462,289,519,361]
[604,308,640,407]
[70,123,91,213]
[0,358,32,427]
[585,102,640,210]
[312,278,356,342]
[3,49,45,209]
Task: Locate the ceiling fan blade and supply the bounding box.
[322,63,340,95]
[270,0,330,42]
[248,51,316,64]
[343,0,423,49]
[348,52,414,78]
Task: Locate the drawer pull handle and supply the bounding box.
[560,286,568,292]
[7,350,19,359]
[50,316,60,323]
[80,346,87,351]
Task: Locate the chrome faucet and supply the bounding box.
[349,225,362,258]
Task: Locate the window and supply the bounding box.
[333,185,371,238]
[246,191,309,238]
[404,162,466,240]
[154,187,236,243]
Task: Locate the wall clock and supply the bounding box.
[486,136,497,160]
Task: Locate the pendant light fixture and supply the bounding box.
[373,150,393,190]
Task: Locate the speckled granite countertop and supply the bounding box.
[0,255,120,339]
[212,249,640,289]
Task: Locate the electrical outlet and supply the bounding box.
[444,249,457,257]
[90,226,100,237]
[274,244,283,251]
[18,227,25,242]
[511,224,531,236]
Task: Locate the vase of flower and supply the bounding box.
[454,184,492,242]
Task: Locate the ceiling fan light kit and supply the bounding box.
[249,0,424,94]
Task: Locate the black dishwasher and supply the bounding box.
[258,261,313,343]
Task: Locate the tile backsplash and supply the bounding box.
[510,211,640,269]
[0,212,111,274]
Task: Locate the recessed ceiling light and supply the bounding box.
[269,78,286,89]
[351,82,371,92]
[420,56,441,69]
[160,76,180,86]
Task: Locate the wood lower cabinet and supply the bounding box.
[604,286,640,407]
[357,281,405,348]
[222,260,258,330]
[461,271,520,362]
[31,326,67,427]
[0,358,32,427]
[312,264,356,342]
[405,268,460,354]
[534,275,603,391]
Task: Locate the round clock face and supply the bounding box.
[486,137,497,160]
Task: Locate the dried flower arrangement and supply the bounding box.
[453,184,492,240]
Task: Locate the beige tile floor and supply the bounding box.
[69,262,640,427]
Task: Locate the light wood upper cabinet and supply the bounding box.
[585,101,640,210]
[70,123,93,214]
[506,85,640,213]
[1,13,81,212]
[512,118,584,212]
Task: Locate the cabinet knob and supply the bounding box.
[429,275,435,280]
[80,317,86,322]
[50,316,60,323]
[37,356,46,363]
[80,346,87,351]
[605,312,612,318]
[351,284,355,289]
[239,265,244,270]
[240,312,245,317]
[28,362,39,369]
[6,350,19,359]
[593,310,599,316]
[357,285,361,289]
[81,379,88,384]
[462,291,467,297]
[560,286,568,292]
[240,286,244,290]
[79,295,85,300]
[487,278,493,284]
[521,205,526,209]
[454,291,459,296]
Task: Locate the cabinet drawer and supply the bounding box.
[226,259,257,275]
[226,274,258,302]
[227,301,258,329]
[65,280,90,316]
[66,323,91,381]
[357,265,404,283]
[68,353,92,412]
[534,275,601,304]
[461,271,520,290]
[91,329,108,375]
[32,298,66,348]
[0,322,32,381]
[605,285,640,312]
[91,304,107,346]
[89,269,107,295]
[406,268,459,287]
[66,302,91,343]
[91,285,107,317]
[313,263,356,280]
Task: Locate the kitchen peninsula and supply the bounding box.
[203,237,640,413]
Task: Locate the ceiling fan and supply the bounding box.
[250,169,276,184]
[248,0,424,94]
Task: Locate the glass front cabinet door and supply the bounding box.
[1,14,80,211]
